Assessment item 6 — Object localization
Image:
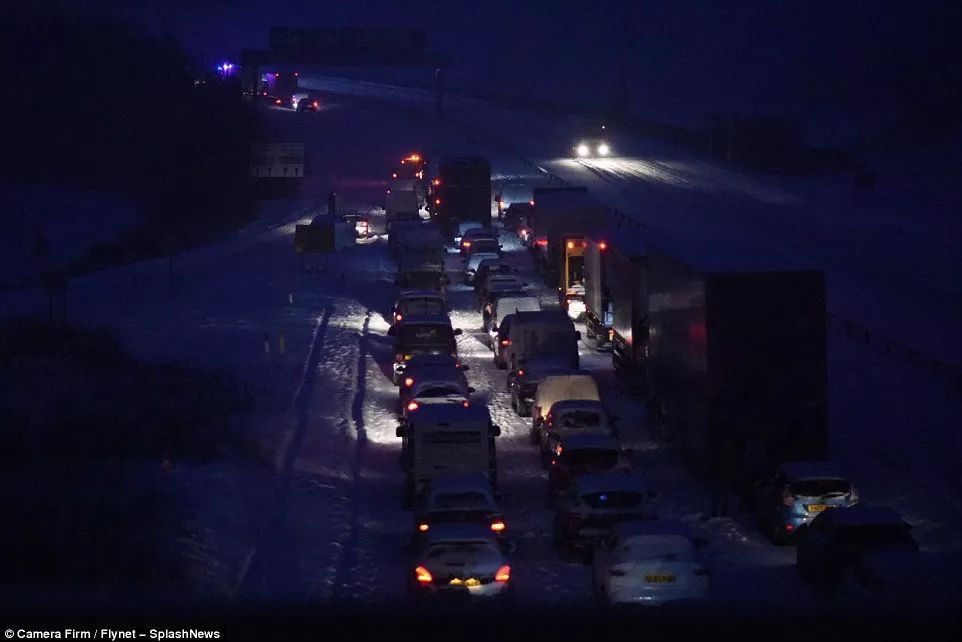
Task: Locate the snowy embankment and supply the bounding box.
[0,183,142,286]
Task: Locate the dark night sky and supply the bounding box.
[23,0,962,133]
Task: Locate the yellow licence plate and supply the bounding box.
[645,575,676,584]
[449,578,480,587]
[807,504,829,513]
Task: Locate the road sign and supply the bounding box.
[251,142,304,178]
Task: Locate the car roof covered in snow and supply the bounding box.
[825,505,909,529]
[422,523,501,544]
[407,402,491,425]
[395,313,453,327]
[548,399,606,414]
[573,472,651,495]
[559,433,620,451]
[510,310,574,326]
[780,461,847,481]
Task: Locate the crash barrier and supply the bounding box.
[826,313,962,394]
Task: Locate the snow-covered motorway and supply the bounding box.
[1,79,959,625]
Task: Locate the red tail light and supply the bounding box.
[415,566,433,583]
[785,524,795,532]
[500,339,511,346]
[435,198,441,205]
[392,173,397,178]
[495,565,511,582]
[529,200,535,206]
[490,520,506,532]
[404,377,415,388]
[418,523,429,532]
[432,178,441,186]
[536,238,548,247]
[598,241,608,251]
[406,401,419,412]
[516,369,524,377]
[313,101,318,107]
[461,400,470,408]
[462,241,471,248]
[395,313,403,321]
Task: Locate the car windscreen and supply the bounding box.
[581,491,647,509]
[789,478,852,497]
[557,411,603,429]
[426,541,497,558]
[399,325,454,347]
[563,448,619,470]
[400,298,445,315]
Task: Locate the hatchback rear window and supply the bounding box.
[557,411,602,429]
[582,491,647,509]
[401,298,445,315]
[790,478,851,497]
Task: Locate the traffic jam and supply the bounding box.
[356,148,919,612]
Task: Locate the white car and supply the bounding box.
[464,252,500,284]
[592,521,710,607]
[408,524,514,603]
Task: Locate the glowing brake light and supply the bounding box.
[406,401,419,412]
[516,369,524,377]
[392,173,398,179]
[461,400,470,408]
[500,339,511,346]
[462,240,471,248]
[395,313,403,321]
[490,521,506,532]
[598,241,608,251]
[535,238,548,247]
[435,198,441,206]
[404,377,415,388]
[567,241,575,249]
[418,523,429,532]
[432,178,441,186]
[495,565,511,582]
[529,200,535,206]
[313,101,318,107]
[415,566,433,583]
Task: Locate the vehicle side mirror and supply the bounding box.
[388,326,396,336]
[395,425,405,437]
[467,386,476,393]
[453,328,463,336]
[575,331,582,340]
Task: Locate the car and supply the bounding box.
[462,237,501,260]
[508,357,575,416]
[480,287,528,325]
[592,521,710,607]
[389,313,463,385]
[463,252,501,285]
[392,290,449,325]
[413,474,511,545]
[553,472,656,561]
[531,373,601,443]
[395,258,448,293]
[456,226,498,250]
[399,363,474,407]
[547,433,631,493]
[296,97,320,112]
[398,395,472,459]
[573,137,612,159]
[477,274,524,308]
[500,201,533,227]
[472,258,515,293]
[540,399,615,462]
[796,505,917,590]
[408,524,514,605]
[755,462,859,544]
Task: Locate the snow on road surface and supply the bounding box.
[2,79,959,616]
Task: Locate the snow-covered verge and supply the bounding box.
[0,183,142,286]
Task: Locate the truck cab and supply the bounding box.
[397,403,502,508]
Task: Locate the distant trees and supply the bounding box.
[0,10,256,235]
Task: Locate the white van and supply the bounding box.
[531,373,601,443]
[397,402,502,507]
